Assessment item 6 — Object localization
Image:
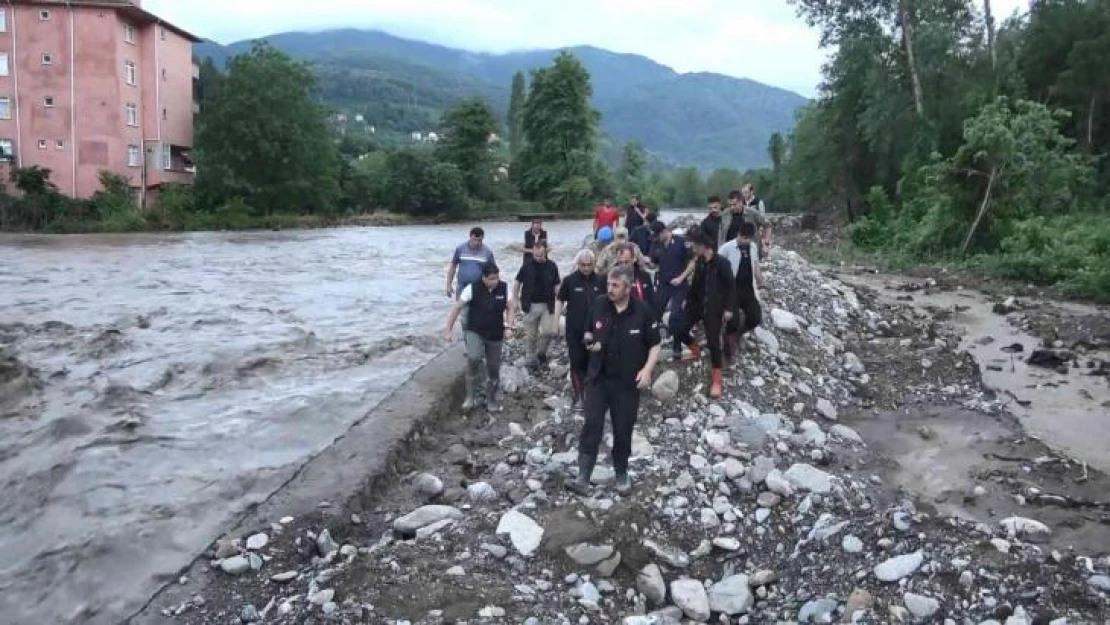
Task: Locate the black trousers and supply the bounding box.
[678,310,725,368]
[567,328,589,399]
[579,376,641,472]
[726,294,762,335]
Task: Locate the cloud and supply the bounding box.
[144,0,1031,97]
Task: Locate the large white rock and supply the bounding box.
[754,326,780,351]
[784,463,835,494]
[1000,516,1051,539]
[830,424,864,444]
[637,563,667,606]
[392,505,463,534]
[496,509,544,556]
[815,398,838,421]
[565,543,614,566]
[707,574,753,615]
[652,370,680,401]
[765,469,796,497]
[874,551,924,582]
[903,592,941,619]
[670,578,710,621]
[771,308,800,333]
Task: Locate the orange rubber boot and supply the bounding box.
[709,367,723,398]
[682,344,702,364]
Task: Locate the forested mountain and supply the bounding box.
[194,29,807,170]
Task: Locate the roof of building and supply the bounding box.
[10,1,203,42]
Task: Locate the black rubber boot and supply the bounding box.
[614,460,632,494]
[566,452,596,496]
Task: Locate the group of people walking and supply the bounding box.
[443,187,772,494]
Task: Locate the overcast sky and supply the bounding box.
[145,0,1030,97]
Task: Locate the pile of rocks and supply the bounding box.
[171,249,1110,624]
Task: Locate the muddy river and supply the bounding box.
[0,220,594,625]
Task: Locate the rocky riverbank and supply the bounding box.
[143,246,1110,624]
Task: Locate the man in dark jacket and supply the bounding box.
[567,264,662,495]
[513,241,561,370]
[700,196,723,247]
[444,263,513,412]
[649,220,695,360]
[523,218,548,261]
[555,249,606,410]
[677,228,736,399]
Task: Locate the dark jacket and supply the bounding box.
[515,259,561,314]
[523,228,548,258]
[685,253,736,320]
[585,294,662,383]
[466,281,509,341]
[557,270,606,334]
[612,264,656,312]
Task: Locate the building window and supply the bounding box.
[124,23,135,45]
[0,9,7,33]
[44,96,55,108]
[0,53,8,76]
[55,139,64,150]
[161,143,171,170]
[127,144,141,167]
[124,61,136,86]
[162,108,167,120]
[0,139,12,159]
[125,102,138,126]
[0,97,11,120]
[161,68,167,81]
[37,139,47,149]
[160,27,166,41]
[42,53,53,66]
[39,10,50,21]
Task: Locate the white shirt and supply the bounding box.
[459,284,475,303]
[718,239,761,300]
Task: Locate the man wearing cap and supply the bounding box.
[649,220,695,360]
[596,227,645,274]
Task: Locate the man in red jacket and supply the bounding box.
[593,197,620,239]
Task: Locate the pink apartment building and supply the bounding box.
[0,0,200,205]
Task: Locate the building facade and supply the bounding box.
[0,0,199,204]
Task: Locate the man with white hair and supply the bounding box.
[568,264,662,495]
[556,249,606,410]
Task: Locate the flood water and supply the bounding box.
[0,219,595,625]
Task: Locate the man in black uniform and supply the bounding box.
[567,265,662,496]
[615,243,656,309]
[523,218,548,261]
[701,195,723,246]
[444,263,512,412]
[555,249,605,410]
[676,228,736,399]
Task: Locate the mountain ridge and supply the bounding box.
[194,29,809,171]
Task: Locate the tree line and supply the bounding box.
[767,0,1110,299]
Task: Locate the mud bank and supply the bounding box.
[145,246,1110,625]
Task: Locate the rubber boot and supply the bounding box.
[486,378,502,413]
[614,461,632,494]
[462,371,478,412]
[709,367,723,399]
[681,343,702,364]
[566,452,596,495]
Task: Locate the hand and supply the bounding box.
[446,283,454,298]
[724,311,734,322]
[635,366,653,388]
[444,328,454,342]
[670,277,683,286]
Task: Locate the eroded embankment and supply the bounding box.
[141,246,1110,625]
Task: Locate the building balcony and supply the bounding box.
[192,62,200,81]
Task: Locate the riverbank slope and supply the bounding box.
[136,242,1110,624]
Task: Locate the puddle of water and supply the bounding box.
[834,271,1110,474]
[0,217,614,624]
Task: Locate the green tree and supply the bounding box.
[379,148,468,217]
[517,52,600,210]
[437,98,499,201]
[671,167,706,207]
[706,168,744,201]
[618,141,647,193]
[507,72,526,167]
[195,42,341,216]
[768,132,786,173]
[195,57,225,117]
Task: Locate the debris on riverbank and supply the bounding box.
[152,247,1110,624]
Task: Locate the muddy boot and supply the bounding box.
[462,372,478,412]
[566,452,596,496]
[709,367,723,399]
[614,469,632,495]
[486,379,502,413]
